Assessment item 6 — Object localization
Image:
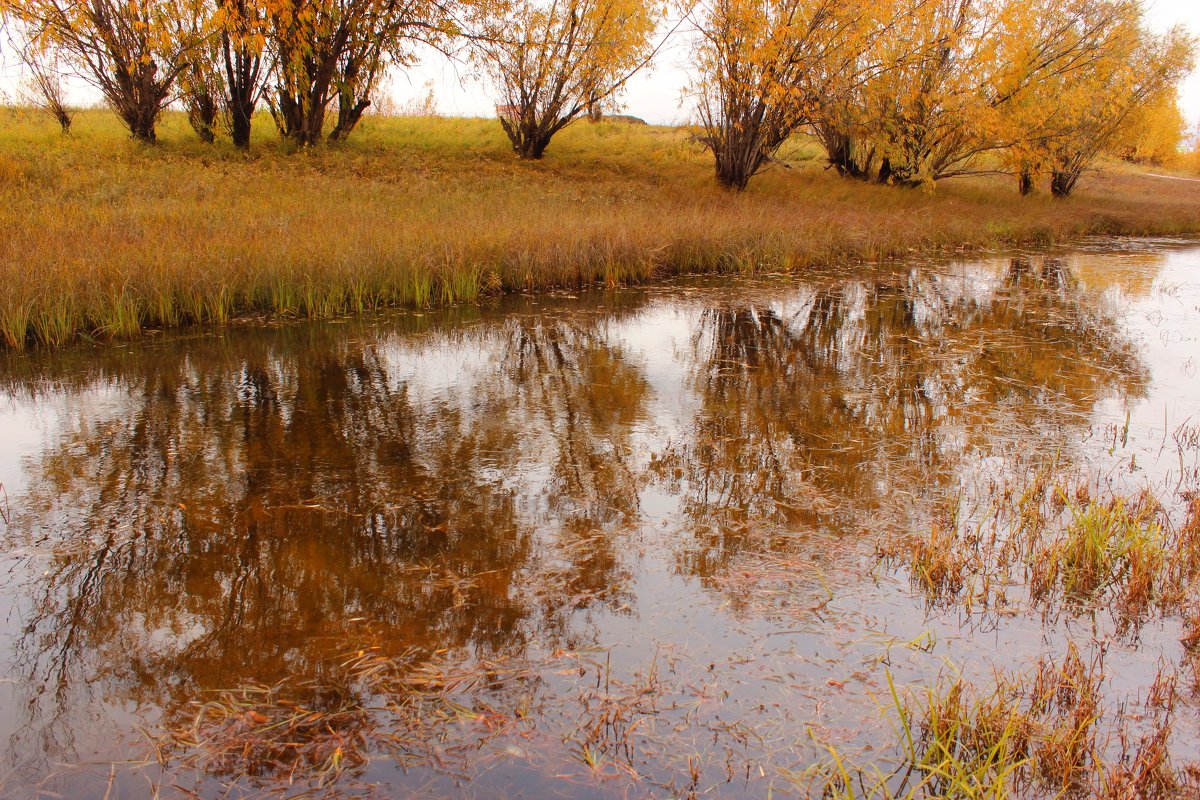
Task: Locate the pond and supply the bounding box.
[0,240,1198,798]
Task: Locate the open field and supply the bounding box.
[1,108,1199,349]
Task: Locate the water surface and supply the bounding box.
[0,241,1198,797]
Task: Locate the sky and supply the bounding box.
[1,0,1198,130]
[1146,0,1200,129]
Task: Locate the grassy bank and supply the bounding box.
[2,108,1199,348]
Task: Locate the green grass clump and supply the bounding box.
[897,471,1200,626]
[2,107,1200,349]
[810,645,1188,799]
[1032,495,1164,603]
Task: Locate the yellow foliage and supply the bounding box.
[1109,92,1189,166]
[5,0,212,139]
[688,0,870,188]
[997,1,1195,195]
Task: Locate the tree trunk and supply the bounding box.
[876,157,893,185]
[223,35,261,150]
[185,90,219,143]
[191,117,216,143]
[275,88,327,147]
[823,131,869,180]
[230,102,253,149]
[514,131,552,160]
[501,112,559,160]
[714,149,760,191]
[129,118,156,142]
[1018,170,1034,196]
[115,61,165,142]
[329,93,370,141]
[124,104,159,142]
[714,162,750,190]
[706,120,770,191]
[1050,169,1078,198]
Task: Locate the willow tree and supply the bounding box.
[3,0,209,140]
[173,11,224,142]
[1111,92,1189,165]
[847,0,1003,186]
[1017,8,1195,197]
[994,0,1174,193]
[809,73,874,179]
[163,0,270,146]
[265,0,458,145]
[11,34,73,132]
[476,0,661,160]
[805,0,917,180]
[807,0,1166,188]
[689,0,869,190]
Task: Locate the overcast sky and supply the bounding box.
[2,0,1198,129]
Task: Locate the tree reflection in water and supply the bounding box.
[662,256,1146,591]
[0,253,1158,793]
[4,309,651,780]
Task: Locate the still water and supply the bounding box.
[0,241,1197,798]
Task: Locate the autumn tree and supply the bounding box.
[806,0,977,182]
[999,0,1162,193]
[10,33,73,132]
[1044,28,1194,196]
[689,0,868,190]
[149,0,268,147]
[806,0,931,180]
[265,0,454,146]
[836,0,1003,186]
[1002,2,1195,196]
[173,9,224,142]
[3,0,210,141]
[1111,92,1188,166]
[179,61,222,143]
[809,74,873,179]
[476,0,661,160]
[808,0,1158,189]
[213,0,269,147]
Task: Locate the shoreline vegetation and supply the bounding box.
[2,109,1199,350]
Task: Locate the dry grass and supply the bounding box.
[156,646,537,790]
[809,645,1198,800]
[155,644,683,794]
[163,681,373,785]
[891,467,1200,628]
[2,107,1199,348]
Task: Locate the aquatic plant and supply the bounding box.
[808,646,1194,800]
[895,469,1200,627]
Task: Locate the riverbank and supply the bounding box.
[2,108,1199,348]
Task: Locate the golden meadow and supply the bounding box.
[2,107,1199,349]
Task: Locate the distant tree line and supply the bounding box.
[0,0,1194,195]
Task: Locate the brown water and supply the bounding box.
[0,241,1197,798]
